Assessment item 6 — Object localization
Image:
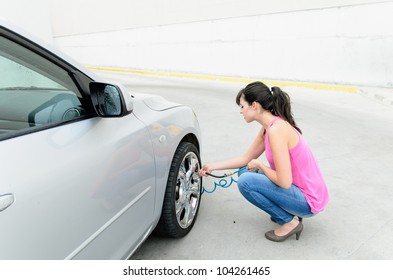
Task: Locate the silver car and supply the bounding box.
[0,20,203,259]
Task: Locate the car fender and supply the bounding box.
[131,96,201,221]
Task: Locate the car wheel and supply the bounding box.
[155,142,202,238]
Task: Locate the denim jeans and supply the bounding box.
[237,169,314,224]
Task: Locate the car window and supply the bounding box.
[0,35,86,138]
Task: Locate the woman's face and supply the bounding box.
[239,97,254,123]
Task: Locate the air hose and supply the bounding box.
[202,166,247,194]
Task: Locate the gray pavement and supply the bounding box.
[97,71,393,260]
[359,86,393,108]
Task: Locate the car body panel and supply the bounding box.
[1,114,156,259]
[141,94,182,111]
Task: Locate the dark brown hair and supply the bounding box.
[236,81,301,133]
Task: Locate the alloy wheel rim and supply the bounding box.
[175,151,201,229]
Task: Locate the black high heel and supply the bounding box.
[265,221,303,242]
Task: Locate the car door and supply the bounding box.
[0,29,156,259]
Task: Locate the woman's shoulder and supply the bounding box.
[268,119,295,140]
[269,119,291,132]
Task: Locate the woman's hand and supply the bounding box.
[198,164,213,177]
[246,159,262,172]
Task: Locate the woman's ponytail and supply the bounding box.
[271,87,302,134]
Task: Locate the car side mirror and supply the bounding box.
[89,82,133,117]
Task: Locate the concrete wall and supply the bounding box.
[50,0,375,36]
[4,0,393,87]
[51,0,393,87]
[1,0,53,44]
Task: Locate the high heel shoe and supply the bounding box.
[265,221,303,242]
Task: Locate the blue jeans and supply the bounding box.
[237,169,314,224]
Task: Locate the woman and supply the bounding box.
[199,81,329,242]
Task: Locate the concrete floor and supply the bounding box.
[97,71,393,260]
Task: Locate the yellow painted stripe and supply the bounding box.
[87,66,358,93]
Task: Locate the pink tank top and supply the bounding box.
[265,117,329,214]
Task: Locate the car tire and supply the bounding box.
[155,142,202,238]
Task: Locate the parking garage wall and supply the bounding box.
[10,0,393,87]
[2,0,53,44]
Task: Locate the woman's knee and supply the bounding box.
[238,172,275,195]
[237,172,253,193]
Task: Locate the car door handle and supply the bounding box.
[0,193,15,212]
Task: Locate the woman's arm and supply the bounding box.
[199,128,266,176]
[264,123,293,188]
[247,123,293,188]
